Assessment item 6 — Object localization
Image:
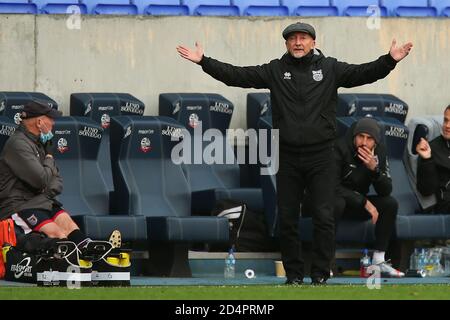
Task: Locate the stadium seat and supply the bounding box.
[52,117,148,245]
[84,0,138,15]
[159,93,264,215]
[34,0,88,14]
[70,93,145,194]
[184,0,238,16]
[231,0,289,16]
[380,0,437,17]
[0,92,59,125]
[134,0,188,15]
[0,116,17,154]
[246,92,271,131]
[337,93,409,124]
[281,0,338,16]
[429,0,450,17]
[109,116,229,276]
[0,0,37,13]
[332,0,388,16]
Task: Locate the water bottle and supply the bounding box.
[224,246,236,279]
[360,249,371,278]
[409,248,419,271]
[417,248,426,271]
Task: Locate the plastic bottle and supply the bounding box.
[417,248,426,271]
[224,246,236,279]
[360,249,371,278]
[409,248,419,271]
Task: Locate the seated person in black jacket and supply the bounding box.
[416,104,450,213]
[334,117,404,277]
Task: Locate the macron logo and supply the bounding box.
[283,72,291,80]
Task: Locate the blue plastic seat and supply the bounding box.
[0,0,37,13]
[83,0,138,15]
[34,0,87,14]
[70,92,145,194]
[429,0,450,17]
[159,93,264,215]
[184,0,238,15]
[337,93,409,124]
[134,0,188,15]
[380,0,436,16]
[332,0,387,16]
[0,92,59,125]
[109,116,229,276]
[52,117,147,244]
[246,92,272,131]
[231,0,288,16]
[281,0,338,16]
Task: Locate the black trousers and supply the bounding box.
[276,147,335,280]
[334,195,398,252]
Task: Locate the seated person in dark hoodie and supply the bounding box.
[416,104,450,213]
[334,117,404,277]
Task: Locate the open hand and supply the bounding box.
[176,41,204,64]
[389,39,413,62]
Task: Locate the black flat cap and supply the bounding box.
[282,22,316,40]
[21,99,62,119]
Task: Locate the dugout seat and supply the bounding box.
[184,0,238,16]
[381,0,437,16]
[109,116,229,277]
[159,93,264,215]
[0,0,37,13]
[34,0,88,14]
[332,0,388,16]
[52,117,147,245]
[231,0,289,16]
[429,0,450,17]
[0,117,17,154]
[70,92,145,194]
[84,0,138,15]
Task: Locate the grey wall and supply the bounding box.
[0,15,449,132]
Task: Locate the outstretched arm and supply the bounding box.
[335,39,413,88]
[176,41,271,89]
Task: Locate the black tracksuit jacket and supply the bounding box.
[200,49,397,152]
[334,133,393,209]
[417,135,450,204]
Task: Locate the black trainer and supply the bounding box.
[311,277,328,286]
[285,277,304,285]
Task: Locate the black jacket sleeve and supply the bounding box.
[417,157,439,196]
[334,145,367,210]
[372,155,393,196]
[335,53,397,88]
[200,56,271,89]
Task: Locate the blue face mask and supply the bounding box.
[40,131,53,144]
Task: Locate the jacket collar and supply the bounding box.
[282,48,323,66]
[19,124,40,144]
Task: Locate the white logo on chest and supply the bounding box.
[283,72,291,80]
[312,69,323,82]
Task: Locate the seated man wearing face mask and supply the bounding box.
[0,100,98,251]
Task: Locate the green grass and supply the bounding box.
[0,284,449,300]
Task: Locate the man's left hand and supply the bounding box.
[389,39,413,62]
[357,146,378,171]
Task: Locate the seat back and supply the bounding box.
[184,0,238,15]
[0,92,59,125]
[282,0,338,16]
[70,92,145,193]
[337,93,408,124]
[0,117,17,154]
[134,0,188,15]
[332,0,387,16]
[429,0,450,16]
[404,116,443,210]
[159,93,240,192]
[53,117,109,216]
[246,92,271,131]
[231,0,289,16]
[0,0,37,13]
[34,0,88,13]
[110,116,191,217]
[84,0,138,14]
[381,0,436,16]
[337,116,420,216]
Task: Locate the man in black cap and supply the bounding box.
[176,22,412,285]
[334,117,404,277]
[0,100,92,249]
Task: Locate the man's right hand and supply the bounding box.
[176,42,204,64]
[364,199,379,224]
[416,138,431,159]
